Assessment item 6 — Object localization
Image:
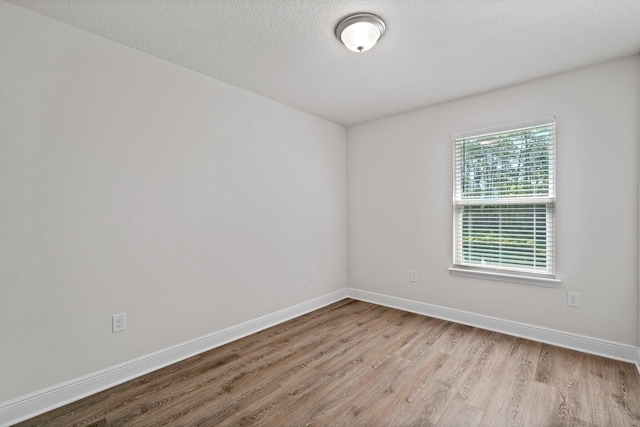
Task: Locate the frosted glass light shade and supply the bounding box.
[336,13,386,53]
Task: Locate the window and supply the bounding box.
[452,118,556,279]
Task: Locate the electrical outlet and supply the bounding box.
[410,271,418,282]
[567,292,580,308]
[309,269,315,281]
[112,313,127,333]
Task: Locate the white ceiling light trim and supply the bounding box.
[335,13,386,53]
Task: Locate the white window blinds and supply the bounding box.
[453,119,556,276]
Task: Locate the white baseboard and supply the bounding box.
[347,288,639,365]
[2,287,638,427]
[0,289,347,427]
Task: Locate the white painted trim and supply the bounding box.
[451,116,556,141]
[3,287,638,427]
[347,288,638,364]
[0,289,347,427]
[448,267,561,287]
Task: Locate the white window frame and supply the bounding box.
[449,117,560,287]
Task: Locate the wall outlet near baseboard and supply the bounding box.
[410,271,418,282]
[567,292,580,308]
[112,313,127,333]
[309,269,315,281]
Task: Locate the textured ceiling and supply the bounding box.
[6,0,640,126]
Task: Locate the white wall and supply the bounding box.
[349,56,639,346]
[0,2,347,403]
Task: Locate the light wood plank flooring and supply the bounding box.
[16,299,640,426]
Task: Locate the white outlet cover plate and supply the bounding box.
[112,313,127,333]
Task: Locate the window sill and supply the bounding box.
[448,267,561,287]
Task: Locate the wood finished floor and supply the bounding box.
[16,299,640,427]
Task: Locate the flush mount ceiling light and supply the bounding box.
[335,13,386,53]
